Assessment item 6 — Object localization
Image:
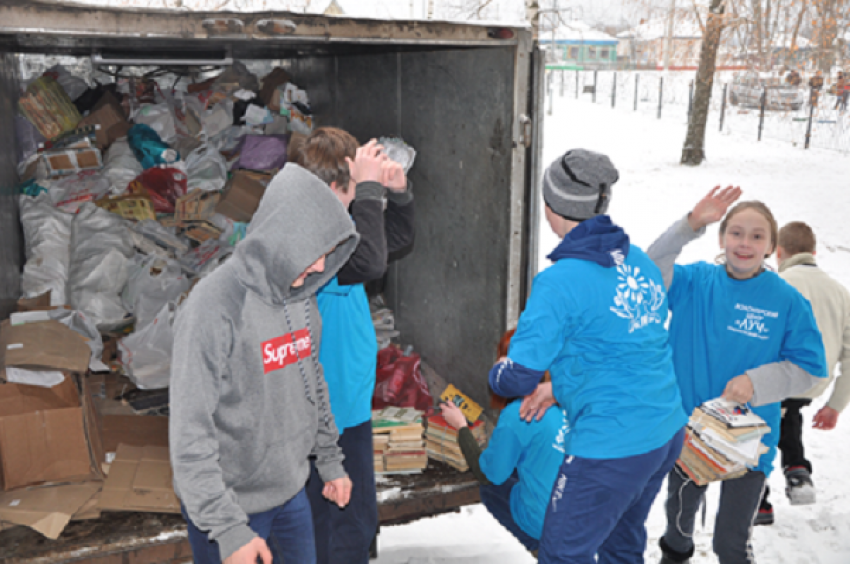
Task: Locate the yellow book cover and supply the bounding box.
[440,384,483,423]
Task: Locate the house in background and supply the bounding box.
[617,17,706,69]
[539,20,619,69]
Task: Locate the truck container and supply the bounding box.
[0,1,544,562]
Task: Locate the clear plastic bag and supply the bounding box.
[133,103,178,143]
[123,254,190,330]
[67,203,135,330]
[48,170,112,214]
[177,238,233,277]
[44,65,89,101]
[118,302,175,390]
[186,144,228,192]
[19,193,73,306]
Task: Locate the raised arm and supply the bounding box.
[647,185,741,288]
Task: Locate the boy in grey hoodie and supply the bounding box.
[170,163,360,564]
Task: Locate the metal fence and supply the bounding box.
[546,69,850,155]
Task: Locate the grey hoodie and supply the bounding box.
[169,164,359,562]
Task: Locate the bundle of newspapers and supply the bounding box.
[677,398,771,486]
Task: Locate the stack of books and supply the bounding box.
[372,407,427,474]
[424,413,486,472]
[677,398,771,486]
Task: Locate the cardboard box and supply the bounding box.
[0,482,101,538]
[98,444,179,514]
[176,189,221,222]
[0,376,104,491]
[78,91,129,149]
[100,415,169,454]
[1,320,91,374]
[16,292,51,312]
[215,171,266,222]
[40,147,103,178]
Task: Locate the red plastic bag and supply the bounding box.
[373,346,433,411]
[129,167,187,214]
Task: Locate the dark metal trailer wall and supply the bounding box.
[0,1,541,412]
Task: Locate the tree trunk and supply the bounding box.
[789,2,808,67]
[681,0,727,166]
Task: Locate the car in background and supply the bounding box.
[728,72,806,111]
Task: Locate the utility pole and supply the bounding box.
[663,0,676,70]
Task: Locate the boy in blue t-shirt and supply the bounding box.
[489,149,687,563]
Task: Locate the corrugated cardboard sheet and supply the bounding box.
[98,444,179,514]
[0,483,101,539]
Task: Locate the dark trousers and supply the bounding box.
[182,488,316,564]
[306,419,378,564]
[662,468,765,564]
[761,398,812,507]
[539,427,685,564]
[479,472,540,552]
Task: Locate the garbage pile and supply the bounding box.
[0,61,322,539]
[13,62,313,392]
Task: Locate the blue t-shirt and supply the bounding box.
[504,245,687,459]
[317,276,378,433]
[479,402,568,540]
[667,262,827,475]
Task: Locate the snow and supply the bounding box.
[373,89,850,563]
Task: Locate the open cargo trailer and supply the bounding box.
[0,1,545,562]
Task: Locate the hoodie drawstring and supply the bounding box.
[282,298,332,429]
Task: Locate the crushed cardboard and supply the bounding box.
[0,482,101,539]
[1,320,91,374]
[98,444,179,514]
[215,171,266,222]
[0,376,104,491]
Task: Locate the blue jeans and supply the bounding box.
[480,472,540,552]
[182,488,317,564]
[539,427,686,564]
[306,419,378,564]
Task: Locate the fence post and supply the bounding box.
[657,76,664,119]
[547,71,553,116]
[757,86,766,141]
[805,86,815,149]
[688,80,694,119]
[560,70,565,97]
[634,74,639,111]
[593,70,598,103]
[575,69,579,99]
[719,83,727,132]
[612,72,617,108]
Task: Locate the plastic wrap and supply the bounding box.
[127,124,180,169]
[102,138,143,195]
[123,254,190,330]
[185,145,228,192]
[233,135,288,171]
[379,137,417,173]
[48,170,112,213]
[118,302,175,390]
[67,203,135,330]
[373,347,433,411]
[19,193,73,306]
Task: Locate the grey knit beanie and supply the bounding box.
[543,149,620,221]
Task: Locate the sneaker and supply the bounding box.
[785,467,816,505]
[754,506,774,526]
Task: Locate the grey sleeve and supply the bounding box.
[309,297,347,483]
[646,214,705,289]
[749,361,824,407]
[827,308,850,412]
[169,307,256,561]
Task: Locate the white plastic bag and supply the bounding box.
[45,64,89,101]
[118,302,175,390]
[123,254,190,330]
[102,138,143,196]
[202,100,234,139]
[134,103,177,143]
[186,144,228,192]
[177,238,233,277]
[67,203,135,330]
[19,193,73,305]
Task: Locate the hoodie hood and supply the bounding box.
[232,163,359,304]
[547,215,630,267]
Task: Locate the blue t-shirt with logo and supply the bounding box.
[667,262,827,475]
[500,244,688,459]
[317,276,378,433]
[479,402,568,540]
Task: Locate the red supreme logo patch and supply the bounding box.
[262,329,312,374]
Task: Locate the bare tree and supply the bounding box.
[681,0,728,165]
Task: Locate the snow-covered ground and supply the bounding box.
[373,91,850,563]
